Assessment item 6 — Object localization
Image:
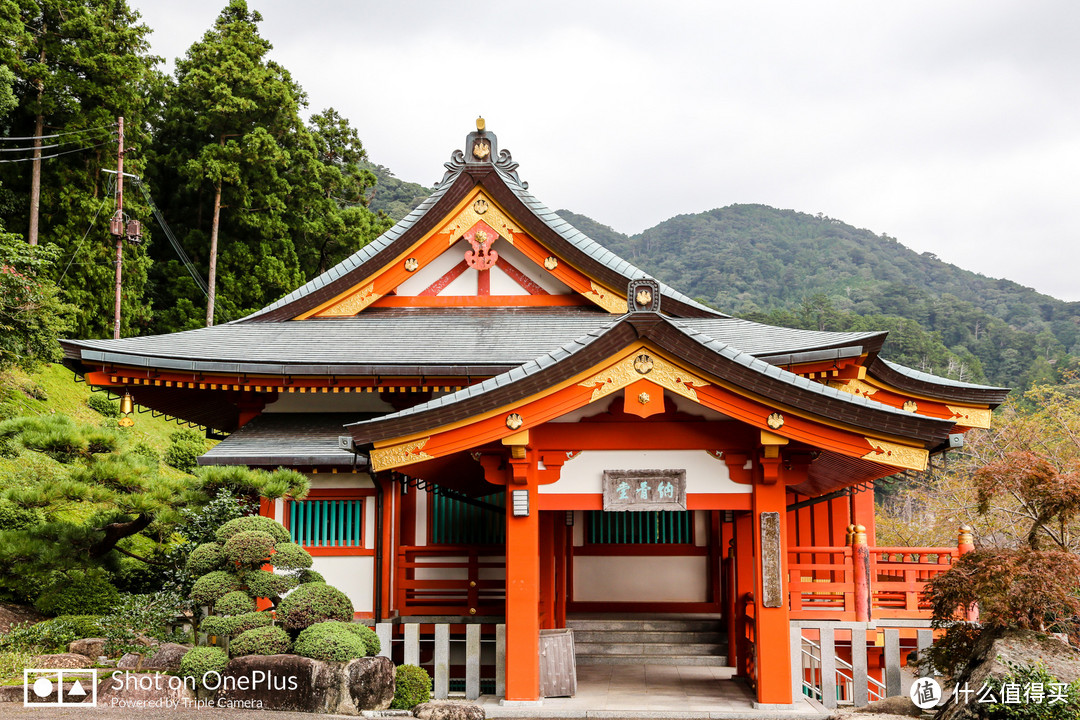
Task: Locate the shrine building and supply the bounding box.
[61,122,1008,708]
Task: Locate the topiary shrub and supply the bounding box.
[185,543,227,576]
[190,570,241,606]
[271,542,313,570]
[215,515,290,544]
[179,646,229,689]
[295,569,325,585]
[391,664,431,710]
[230,625,291,657]
[86,394,120,418]
[34,571,120,616]
[241,569,297,599]
[223,530,276,565]
[293,621,371,662]
[214,590,256,616]
[129,441,159,467]
[276,582,353,631]
[201,611,271,639]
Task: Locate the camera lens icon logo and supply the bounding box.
[24,669,97,707]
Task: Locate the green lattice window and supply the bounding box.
[431,492,505,545]
[289,499,363,548]
[586,510,692,544]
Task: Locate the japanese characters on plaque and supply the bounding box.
[602,469,687,511]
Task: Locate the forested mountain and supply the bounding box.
[557,206,1080,390]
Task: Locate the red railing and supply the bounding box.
[396,545,505,616]
[871,547,958,615]
[788,546,855,617]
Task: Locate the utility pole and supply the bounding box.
[111,117,125,339]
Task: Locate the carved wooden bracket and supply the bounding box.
[723,452,752,484]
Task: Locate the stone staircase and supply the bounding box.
[568,616,729,666]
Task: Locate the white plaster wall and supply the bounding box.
[489,265,528,295]
[538,449,748,494]
[573,556,707,602]
[311,555,373,613]
[306,474,375,490]
[442,267,477,295]
[394,241,467,296]
[492,240,571,294]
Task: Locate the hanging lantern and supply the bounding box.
[118,391,134,427]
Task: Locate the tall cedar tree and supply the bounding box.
[0,0,161,337]
[146,1,389,331]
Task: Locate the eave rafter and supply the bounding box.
[363,342,934,475]
[299,187,626,318]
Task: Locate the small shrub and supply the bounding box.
[0,615,103,653]
[185,543,227,576]
[178,489,250,546]
[164,440,203,474]
[0,499,43,530]
[179,646,229,689]
[215,515,290,544]
[0,649,34,685]
[86,394,119,417]
[129,442,159,466]
[202,611,271,638]
[223,530,276,565]
[271,542,313,570]
[276,582,353,631]
[190,571,241,606]
[230,625,291,657]
[241,569,297,599]
[0,435,18,458]
[98,591,187,654]
[215,591,256,616]
[391,664,431,710]
[293,621,370,662]
[35,571,120,616]
[981,660,1080,719]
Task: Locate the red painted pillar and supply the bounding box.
[539,511,556,629]
[733,511,754,678]
[852,523,871,622]
[852,483,876,545]
[504,460,540,702]
[751,467,793,706]
[958,525,977,622]
[553,516,568,628]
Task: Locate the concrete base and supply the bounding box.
[752,702,799,711]
[500,699,544,707]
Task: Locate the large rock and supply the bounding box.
[345,656,395,711]
[935,628,1080,720]
[117,652,143,669]
[31,653,93,669]
[414,700,486,720]
[214,654,396,714]
[95,672,196,707]
[829,695,922,718]
[144,642,190,671]
[68,638,106,657]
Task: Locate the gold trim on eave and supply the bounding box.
[314,282,379,317]
[946,405,992,429]
[829,378,878,398]
[439,191,522,246]
[580,353,708,402]
[370,437,434,471]
[861,438,928,471]
[583,281,629,314]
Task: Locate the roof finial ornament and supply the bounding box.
[476,116,486,132]
[628,278,661,313]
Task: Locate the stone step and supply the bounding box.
[572,630,725,644]
[575,654,731,666]
[567,619,724,632]
[576,642,727,656]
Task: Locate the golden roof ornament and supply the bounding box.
[628,278,661,313]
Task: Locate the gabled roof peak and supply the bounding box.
[435,120,529,190]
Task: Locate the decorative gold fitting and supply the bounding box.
[845,524,856,544]
[633,353,654,375]
[958,524,974,545]
[404,257,419,272]
[637,391,651,405]
[852,524,868,546]
[766,412,784,429]
[120,391,134,415]
[476,117,485,132]
[469,608,477,615]
[902,400,918,413]
[469,581,477,588]
[505,413,523,430]
[544,256,558,270]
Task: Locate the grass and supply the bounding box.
[0,650,33,686]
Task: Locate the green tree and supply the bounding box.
[0,232,74,370]
[0,0,161,337]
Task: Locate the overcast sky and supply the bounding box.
[129,1,1080,302]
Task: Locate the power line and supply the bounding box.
[0,131,114,153]
[0,124,117,142]
[59,174,115,283]
[131,176,211,298]
[0,139,113,163]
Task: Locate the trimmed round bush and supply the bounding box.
[0,500,43,530]
[391,664,431,710]
[230,625,291,657]
[271,542,313,570]
[223,530,276,565]
[276,582,353,631]
[87,394,120,418]
[242,569,297,599]
[34,571,120,616]
[190,570,241,606]
[230,611,272,635]
[216,516,289,544]
[295,569,325,585]
[351,624,380,656]
[293,621,369,661]
[185,543,226,576]
[202,611,271,638]
[0,615,103,652]
[214,590,256,616]
[179,646,229,689]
